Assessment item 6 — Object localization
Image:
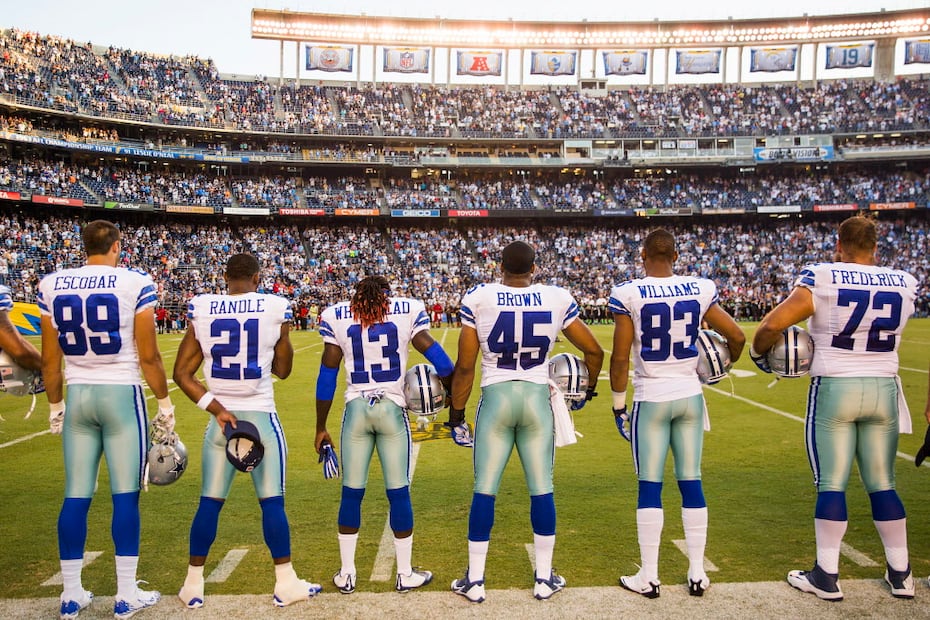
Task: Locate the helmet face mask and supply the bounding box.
[696,329,732,385]
[404,364,446,418]
[147,437,188,486]
[548,353,589,401]
[766,325,815,378]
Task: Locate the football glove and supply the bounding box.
[915,425,930,467]
[150,407,176,445]
[613,406,631,442]
[49,401,65,434]
[570,386,598,411]
[749,346,772,373]
[445,421,474,448]
[319,442,340,479]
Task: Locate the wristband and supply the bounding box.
[448,406,466,426]
[157,397,173,411]
[49,401,65,415]
[612,390,627,410]
[196,391,215,411]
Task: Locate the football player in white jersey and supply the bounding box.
[449,241,603,603]
[0,284,42,374]
[609,228,744,599]
[752,215,918,601]
[38,220,174,620]
[172,253,321,608]
[315,275,454,594]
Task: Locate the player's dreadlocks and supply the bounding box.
[351,275,391,328]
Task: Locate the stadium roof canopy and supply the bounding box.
[252,8,929,49]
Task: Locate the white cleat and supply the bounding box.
[451,570,486,603]
[787,564,843,601]
[619,572,661,599]
[59,590,93,620]
[885,564,915,599]
[533,570,566,600]
[333,571,356,594]
[272,578,322,607]
[396,568,433,592]
[178,576,205,609]
[113,587,160,619]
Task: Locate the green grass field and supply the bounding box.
[1,320,929,599]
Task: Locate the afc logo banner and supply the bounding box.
[456,50,503,76]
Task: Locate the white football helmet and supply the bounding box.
[766,325,815,378]
[147,436,188,486]
[549,353,589,401]
[696,329,732,385]
[0,350,40,397]
[404,364,446,419]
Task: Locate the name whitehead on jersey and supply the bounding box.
[333,300,412,320]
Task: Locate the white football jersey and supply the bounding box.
[609,275,720,402]
[187,292,292,411]
[319,297,430,407]
[795,262,917,377]
[459,283,580,387]
[37,265,158,384]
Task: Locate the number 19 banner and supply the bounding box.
[825,43,874,69]
[904,39,930,65]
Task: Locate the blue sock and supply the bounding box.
[529,493,556,536]
[869,490,905,521]
[58,497,92,560]
[815,491,848,521]
[468,493,495,542]
[386,486,414,532]
[678,480,706,509]
[259,496,291,560]
[189,497,224,557]
[638,480,663,509]
[338,486,366,530]
[111,492,140,557]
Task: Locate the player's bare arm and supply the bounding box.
[315,342,343,452]
[609,313,634,395]
[271,321,294,379]
[704,303,746,363]
[0,310,41,371]
[753,286,814,354]
[39,314,64,404]
[450,325,479,411]
[562,318,604,392]
[134,307,170,401]
[172,324,236,430]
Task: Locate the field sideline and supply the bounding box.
[2,320,930,618]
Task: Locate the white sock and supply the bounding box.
[60,558,84,599]
[395,534,413,576]
[682,507,708,578]
[814,518,847,574]
[467,540,489,583]
[636,508,664,583]
[874,518,909,572]
[338,532,358,575]
[115,555,139,599]
[184,564,204,586]
[534,534,555,580]
[274,561,298,586]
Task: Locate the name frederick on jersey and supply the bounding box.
[829,269,909,288]
[637,282,701,298]
[208,298,266,314]
[52,274,118,290]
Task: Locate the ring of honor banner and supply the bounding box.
[904,39,930,65]
[305,45,354,72]
[456,50,503,76]
[602,50,648,76]
[383,47,430,74]
[749,47,797,73]
[675,49,722,75]
[825,43,874,69]
[529,51,577,76]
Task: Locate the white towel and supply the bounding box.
[895,375,912,434]
[548,380,577,447]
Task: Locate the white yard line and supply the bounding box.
[205,549,250,583]
[41,552,103,586]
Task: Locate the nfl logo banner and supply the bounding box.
[383,47,430,74]
[456,50,503,76]
[675,49,722,75]
[904,39,930,65]
[749,47,797,73]
[305,45,354,72]
[602,50,648,76]
[529,51,577,76]
[825,43,874,69]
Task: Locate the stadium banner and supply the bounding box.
[335,208,380,216]
[456,50,504,76]
[32,195,83,207]
[634,207,692,217]
[702,207,747,215]
[224,207,270,216]
[602,50,648,76]
[869,201,916,211]
[753,146,834,162]
[166,204,214,215]
[675,49,721,75]
[448,209,489,217]
[529,50,577,76]
[10,302,41,336]
[749,47,798,73]
[904,39,930,64]
[383,47,430,74]
[279,207,326,216]
[825,43,874,69]
[3,132,252,164]
[757,205,801,214]
[103,201,153,211]
[0,190,22,201]
[305,45,354,72]
[595,208,635,216]
[391,209,440,217]
[814,203,858,212]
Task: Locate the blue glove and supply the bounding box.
[319,442,340,479]
[570,387,597,411]
[749,346,772,373]
[613,406,631,442]
[0,285,12,312]
[445,421,474,448]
